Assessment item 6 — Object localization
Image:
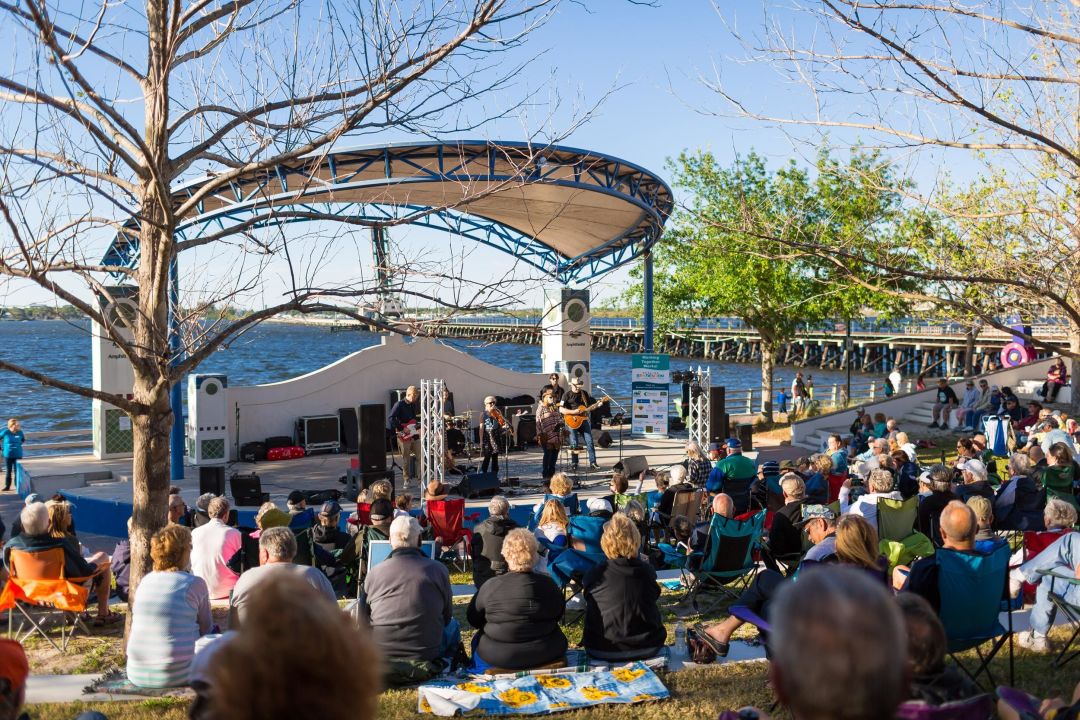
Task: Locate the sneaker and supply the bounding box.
[589,463,601,470]
[1017,630,1049,653]
[927,422,939,429]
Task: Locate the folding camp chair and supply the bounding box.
[878,496,918,543]
[894,694,994,720]
[1034,568,1080,667]
[1017,530,1070,603]
[937,544,1013,687]
[1042,465,1078,511]
[667,489,704,535]
[613,492,648,511]
[426,498,480,572]
[826,473,847,503]
[528,493,580,530]
[2,547,91,653]
[682,510,766,613]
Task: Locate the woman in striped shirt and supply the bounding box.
[127,524,212,688]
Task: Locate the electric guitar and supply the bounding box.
[563,396,611,430]
[396,419,420,442]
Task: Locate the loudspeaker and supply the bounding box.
[514,415,537,448]
[338,407,359,454]
[229,472,269,507]
[596,430,613,448]
[358,404,388,474]
[736,423,753,451]
[613,455,649,478]
[709,387,728,443]
[456,471,500,499]
[240,441,266,462]
[199,466,225,496]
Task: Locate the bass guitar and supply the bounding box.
[563,396,611,430]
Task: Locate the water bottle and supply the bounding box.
[673,621,687,659]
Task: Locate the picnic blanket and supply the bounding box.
[417,661,668,716]
[84,669,194,699]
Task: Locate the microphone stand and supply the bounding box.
[595,384,627,464]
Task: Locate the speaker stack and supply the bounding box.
[709,386,728,443]
[455,471,501,499]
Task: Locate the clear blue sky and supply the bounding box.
[2,0,978,311]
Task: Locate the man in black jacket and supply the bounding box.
[930,379,959,429]
[471,496,518,588]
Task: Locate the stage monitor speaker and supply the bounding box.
[338,407,360,454]
[709,387,728,442]
[596,430,613,449]
[357,404,388,474]
[199,466,225,496]
[229,472,269,507]
[736,423,754,451]
[456,471,500,499]
[613,455,649,478]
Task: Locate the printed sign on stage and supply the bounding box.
[631,353,669,438]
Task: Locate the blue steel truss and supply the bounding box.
[101,140,673,284]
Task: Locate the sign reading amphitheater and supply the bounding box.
[631,353,670,438]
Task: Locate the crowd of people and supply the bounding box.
[1,375,1079,719]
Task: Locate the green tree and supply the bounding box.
[644,148,914,421]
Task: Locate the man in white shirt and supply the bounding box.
[840,468,903,532]
[190,496,242,600]
[228,526,335,628]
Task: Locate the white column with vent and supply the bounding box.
[540,287,592,391]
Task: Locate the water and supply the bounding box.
[0,320,868,433]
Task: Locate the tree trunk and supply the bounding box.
[760,338,776,424]
[126,385,173,612]
[963,325,978,377]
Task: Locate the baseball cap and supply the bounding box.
[369,498,393,521]
[256,508,290,530]
[796,504,837,526]
[0,639,28,692]
[709,442,723,452]
[287,490,306,506]
[319,500,342,517]
[586,497,612,514]
[726,437,741,449]
[958,458,988,482]
[759,460,780,476]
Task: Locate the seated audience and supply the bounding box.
[685,440,712,487]
[840,468,902,532]
[190,492,215,528]
[168,493,189,526]
[803,453,831,505]
[311,500,350,552]
[196,574,379,720]
[891,448,919,498]
[726,566,907,720]
[657,465,694,521]
[467,529,567,671]
[534,498,569,547]
[190,496,241,600]
[917,465,959,542]
[362,516,454,678]
[766,474,806,563]
[471,495,518,588]
[966,495,1005,553]
[895,501,978,611]
[1014,525,1080,653]
[229,526,335,628]
[3,502,116,624]
[826,433,849,475]
[45,497,77,544]
[126,524,212,688]
[955,458,994,502]
[286,490,317,530]
[111,518,133,603]
[582,514,665,661]
[895,593,981,706]
[707,438,756,512]
[995,452,1046,531]
[604,470,629,510]
[367,498,393,539]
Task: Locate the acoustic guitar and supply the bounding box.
[563,396,611,430]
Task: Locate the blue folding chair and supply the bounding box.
[528,493,580,530]
[937,544,1013,688]
[683,510,766,612]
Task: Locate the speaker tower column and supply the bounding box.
[541,287,592,392]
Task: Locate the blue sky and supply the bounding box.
[2,0,981,312]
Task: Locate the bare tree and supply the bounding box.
[706,0,1080,403]
[0,0,596,609]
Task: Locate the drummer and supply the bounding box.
[441,384,456,420]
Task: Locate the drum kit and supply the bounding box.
[445,412,476,457]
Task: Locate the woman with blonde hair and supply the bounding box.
[685,440,712,487]
[582,514,666,660]
[46,499,75,541]
[467,529,567,671]
[835,514,888,584]
[127,524,212,688]
[535,499,569,547]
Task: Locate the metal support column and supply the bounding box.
[371,226,391,302]
[169,259,185,480]
[643,251,654,352]
[419,379,446,491]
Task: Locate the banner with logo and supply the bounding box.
[631,353,669,438]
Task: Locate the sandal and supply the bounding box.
[690,622,729,657]
[90,611,123,627]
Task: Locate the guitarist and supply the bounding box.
[560,377,605,471]
[388,385,421,486]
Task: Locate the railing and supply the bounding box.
[24,429,93,451]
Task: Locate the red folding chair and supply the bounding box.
[827,473,847,503]
[1020,529,1070,603]
[425,498,480,572]
[346,502,372,528]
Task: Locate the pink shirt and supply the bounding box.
[190,519,242,599]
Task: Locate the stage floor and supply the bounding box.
[20,430,740,541]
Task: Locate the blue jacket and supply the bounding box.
[0,429,24,460]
